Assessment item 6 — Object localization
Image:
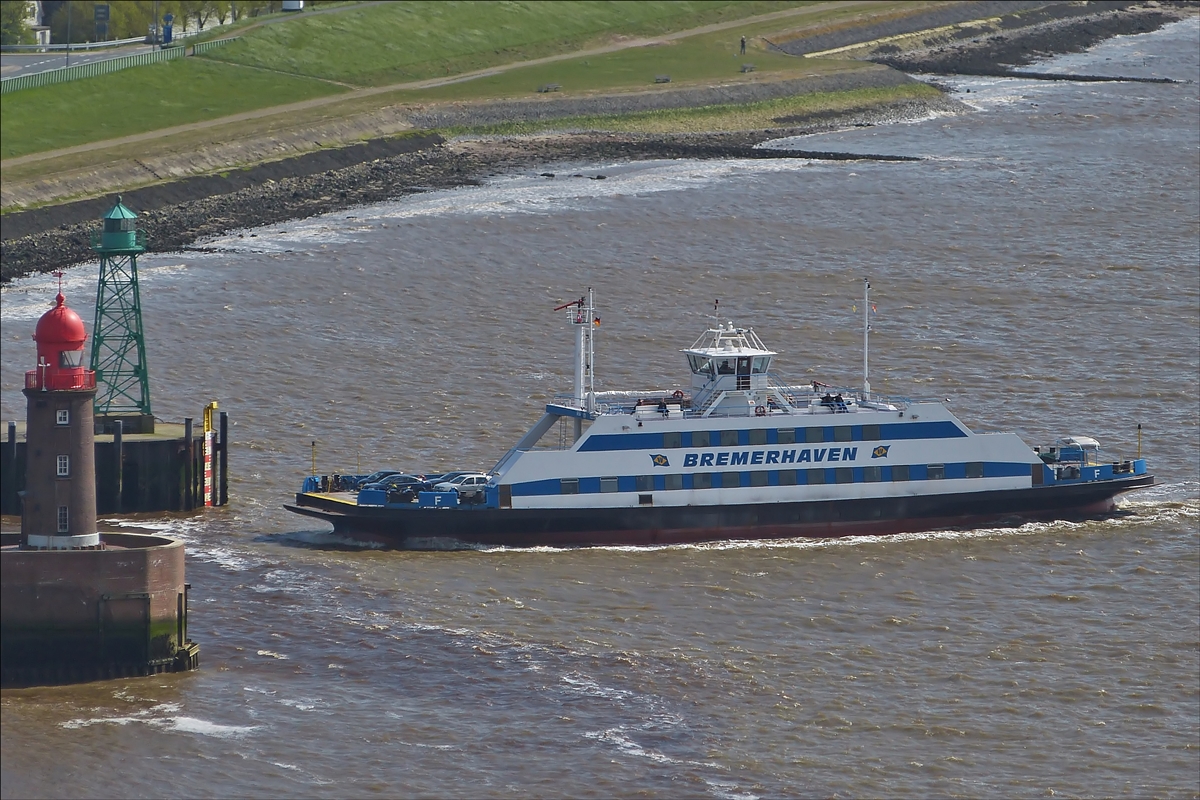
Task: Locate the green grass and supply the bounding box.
[437,82,942,136]
[0,59,341,159]
[205,1,814,87]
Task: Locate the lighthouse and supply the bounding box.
[21,290,99,550]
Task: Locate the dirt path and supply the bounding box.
[1,0,885,169]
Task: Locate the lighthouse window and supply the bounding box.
[57,506,69,533]
[59,349,83,367]
[56,455,69,477]
[56,409,70,425]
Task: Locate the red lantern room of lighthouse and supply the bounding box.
[21,291,100,550]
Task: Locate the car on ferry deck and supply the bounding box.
[433,473,490,500]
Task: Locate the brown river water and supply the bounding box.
[2,21,1197,799]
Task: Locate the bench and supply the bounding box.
[537,83,561,93]
[654,75,671,83]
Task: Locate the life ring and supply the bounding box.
[754,405,766,417]
[672,390,684,400]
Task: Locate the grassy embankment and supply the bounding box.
[1,1,942,205]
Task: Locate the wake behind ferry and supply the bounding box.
[286,285,1152,548]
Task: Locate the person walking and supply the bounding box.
[740,36,747,55]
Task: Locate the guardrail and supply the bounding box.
[192,37,240,55]
[1,36,146,52]
[1,45,185,94]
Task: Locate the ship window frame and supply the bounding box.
[692,430,711,448]
[891,465,910,482]
[751,356,771,374]
[56,409,70,425]
[834,426,852,443]
[778,469,797,485]
[635,475,654,492]
[807,468,826,485]
[750,471,768,487]
[600,476,619,493]
[835,467,854,484]
[927,464,946,480]
[688,354,715,376]
[863,465,882,483]
[805,427,824,444]
[862,424,881,441]
[777,428,795,444]
[720,430,739,447]
[965,462,984,478]
[560,478,579,495]
[748,428,767,446]
[722,472,741,489]
[693,473,712,489]
[664,474,683,490]
[663,431,681,449]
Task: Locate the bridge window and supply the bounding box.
[752,357,771,374]
[687,355,714,376]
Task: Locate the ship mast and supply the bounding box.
[862,278,871,401]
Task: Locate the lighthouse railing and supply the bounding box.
[25,370,97,391]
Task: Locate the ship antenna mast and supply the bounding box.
[863,278,871,401]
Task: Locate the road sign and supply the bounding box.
[96,21,108,38]
[94,4,109,22]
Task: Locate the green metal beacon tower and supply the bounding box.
[89,197,154,434]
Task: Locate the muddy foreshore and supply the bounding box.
[0,1,1191,284]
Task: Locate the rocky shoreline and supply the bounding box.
[1,1,1192,284]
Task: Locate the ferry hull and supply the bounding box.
[286,474,1154,549]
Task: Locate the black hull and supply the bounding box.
[286,475,1154,549]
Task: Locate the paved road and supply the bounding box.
[0,44,158,78]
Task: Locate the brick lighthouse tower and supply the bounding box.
[21,287,99,550]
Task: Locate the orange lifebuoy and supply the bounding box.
[755,405,766,417]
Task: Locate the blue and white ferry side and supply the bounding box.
[287,287,1152,548]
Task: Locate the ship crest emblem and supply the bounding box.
[649,454,670,467]
[871,445,890,458]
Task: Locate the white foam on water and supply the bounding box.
[62,708,260,739]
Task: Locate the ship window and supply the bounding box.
[892,465,910,482]
[57,505,69,533]
[56,455,69,477]
[835,467,853,484]
[692,431,711,448]
[777,428,795,444]
[723,472,741,488]
[805,427,824,444]
[779,469,797,485]
[56,409,70,425]
[807,468,826,485]
[716,359,735,375]
[688,355,715,376]
[748,428,766,446]
[966,462,984,478]
[664,474,682,490]
[560,478,579,495]
[863,466,882,482]
[639,494,653,506]
[737,357,751,376]
[693,473,712,489]
[927,464,945,480]
[720,430,738,447]
[663,432,681,449]
[59,349,83,368]
[834,426,852,442]
[600,477,619,493]
[750,471,768,487]
[752,357,771,374]
[636,475,654,492]
[862,425,881,441]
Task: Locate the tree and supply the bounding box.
[1,1,36,45]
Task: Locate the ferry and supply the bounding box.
[286,285,1153,548]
